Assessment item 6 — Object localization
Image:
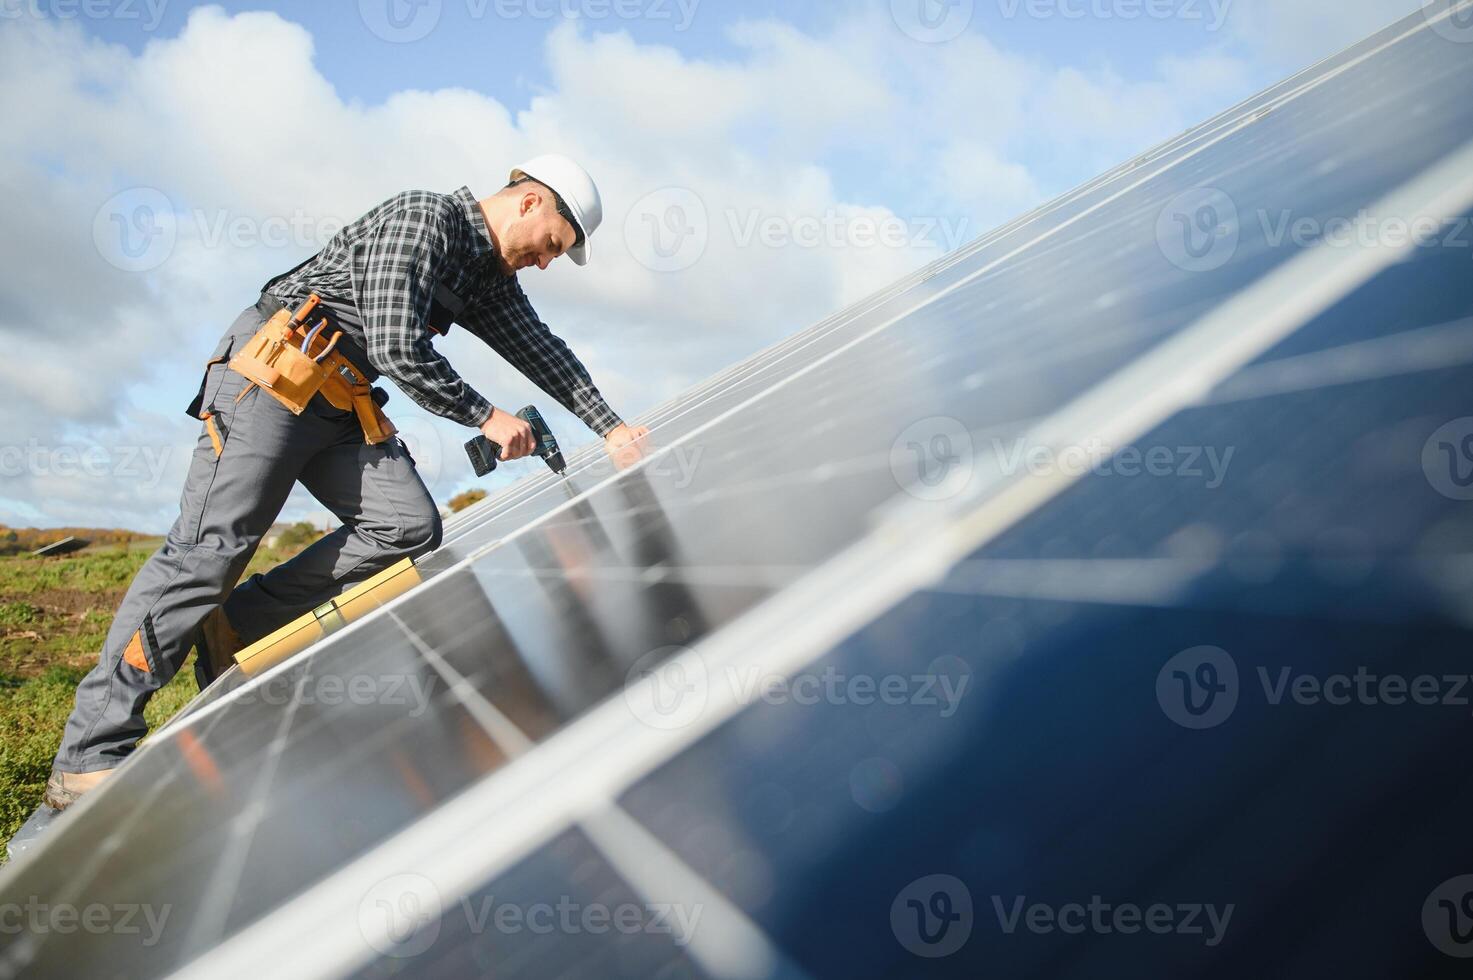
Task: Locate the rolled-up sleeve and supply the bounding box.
[460,278,624,438]
[356,208,494,428]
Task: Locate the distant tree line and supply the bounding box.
[0,526,148,557]
[448,489,487,513]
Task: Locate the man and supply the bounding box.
[44,154,649,810]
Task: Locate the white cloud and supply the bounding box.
[0,6,1273,530]
[935,141,1043,230]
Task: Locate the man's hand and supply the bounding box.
[481,407,536,461]
[604,422,651,470]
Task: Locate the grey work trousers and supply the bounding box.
[53,297,443,773]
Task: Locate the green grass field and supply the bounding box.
[0,541,304,857]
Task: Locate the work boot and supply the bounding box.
[42,767,116,811]
[193,606,242,689]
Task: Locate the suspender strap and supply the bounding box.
[261,250,321,296]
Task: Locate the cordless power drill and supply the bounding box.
[464,405,567,477]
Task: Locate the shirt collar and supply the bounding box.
[453,185,499,262]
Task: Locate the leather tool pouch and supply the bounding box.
[227,293,397,445]
[228,305,335,415]
[321,360,398,445]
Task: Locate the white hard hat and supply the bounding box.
[508,154,602,266]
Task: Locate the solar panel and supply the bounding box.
[3,4,1472,977]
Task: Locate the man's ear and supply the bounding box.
[520,189,541,217]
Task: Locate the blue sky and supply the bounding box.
[78,1,1252,94]
[0,0,1421,529]
[73,0,1313,202]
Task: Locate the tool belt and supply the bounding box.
[226,294,396,445]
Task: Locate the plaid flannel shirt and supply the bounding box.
[264,186,623,436]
